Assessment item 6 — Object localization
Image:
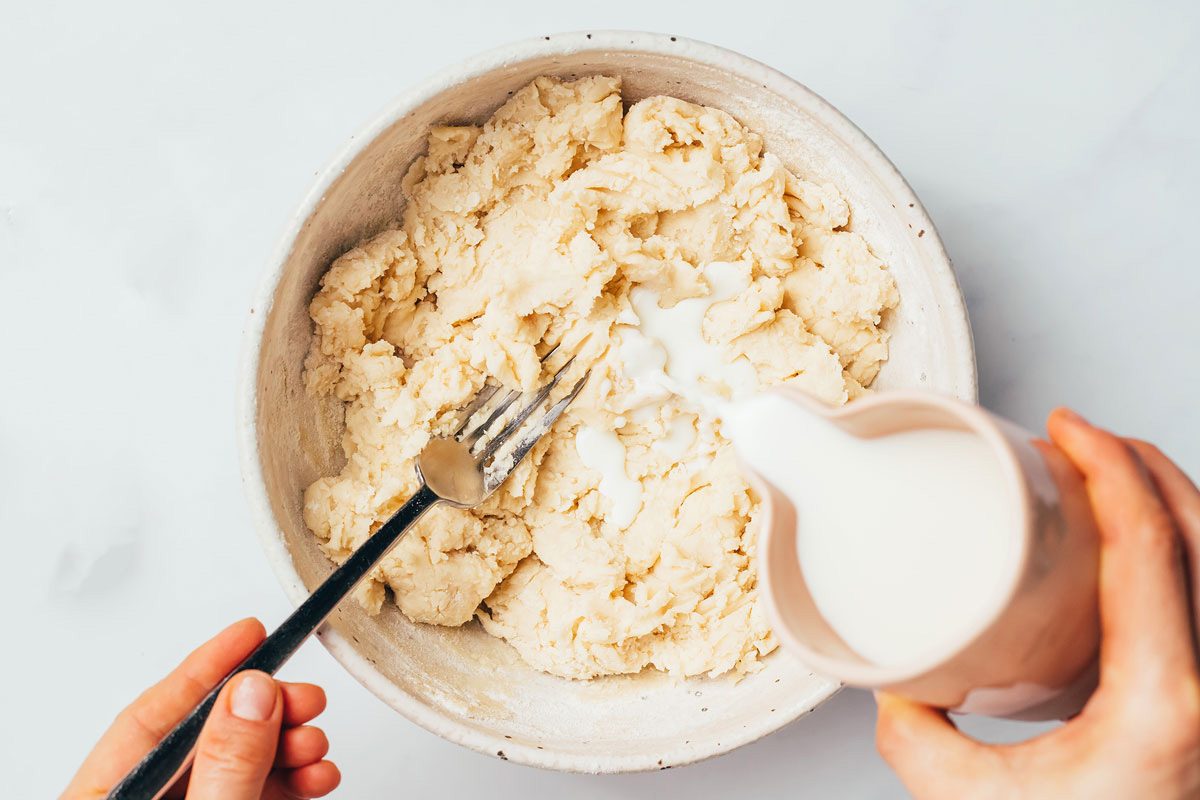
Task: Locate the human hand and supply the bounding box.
[875,408,1200,799]
[62,618,340,799]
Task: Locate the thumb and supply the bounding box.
[186,671,282,800]
[875,692,999,799]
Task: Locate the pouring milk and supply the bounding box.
[727,392,1020,668]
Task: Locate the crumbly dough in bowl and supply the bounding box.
[303,75,898,680]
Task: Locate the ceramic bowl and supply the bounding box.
[238,30,976,773]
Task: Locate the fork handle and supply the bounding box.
[107,483,441,800]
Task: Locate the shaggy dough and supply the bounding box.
[303,76,898,679]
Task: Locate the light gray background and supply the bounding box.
[2,1,1197,797]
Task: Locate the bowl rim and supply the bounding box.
[236,29,977,773]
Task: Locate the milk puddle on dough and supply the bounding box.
[616,261,758,415]
[728,393,1018,667]
[575,261,758,528]
[574,425,642,529]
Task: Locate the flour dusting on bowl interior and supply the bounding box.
[301,75,898,681]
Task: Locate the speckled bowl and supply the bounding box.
[238,31,976,773]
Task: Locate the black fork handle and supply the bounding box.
[106,484,440,800]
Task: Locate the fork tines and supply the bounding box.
[454,346,587,469]
[480,368,589,491]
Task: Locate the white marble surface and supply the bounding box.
[3,1,1198,797]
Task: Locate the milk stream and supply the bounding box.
[728,393,1018,667]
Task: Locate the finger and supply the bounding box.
[1127,439,1200,622]
[186,671,282,800]
[274,760,341,799]
[62,618,267,798]
[275,726,330,768]
[1047,409,1195,687]
[280,683,327,727]
[875,692,997,796]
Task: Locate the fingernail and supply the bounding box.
[1057,407,1089,426]
[230,672,277,721]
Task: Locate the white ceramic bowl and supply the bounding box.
[238,31,976,773]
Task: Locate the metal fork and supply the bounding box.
[108,353,590,800]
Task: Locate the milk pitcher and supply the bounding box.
[748,389,1101,720]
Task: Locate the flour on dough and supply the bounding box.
[303,76,898,679]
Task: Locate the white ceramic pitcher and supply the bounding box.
[750,388,1101,720]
